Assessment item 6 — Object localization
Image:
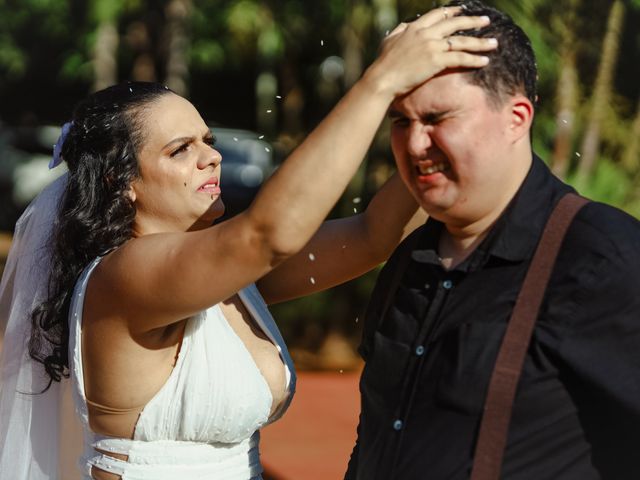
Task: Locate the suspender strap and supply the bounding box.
[470,193,589,480]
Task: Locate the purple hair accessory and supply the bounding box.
[49,121,73,169]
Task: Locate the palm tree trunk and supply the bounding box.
[550,0,580,180]
[256,70,278,137]
[551,52,578,179]
[164,0,191,97]
[623,96,640,173]
[92,20,118,92]
[341,0,370,90]
[622,96,640,213]
[279,59,305,148]
[128,20,156,82]
[575,0,625,188]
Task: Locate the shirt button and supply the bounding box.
[393,419,403,431]
[415,345,425,356]
[442,279,453,289]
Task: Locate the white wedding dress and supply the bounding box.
[68,258,296,480]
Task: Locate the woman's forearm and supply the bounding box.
[245,74,393,259]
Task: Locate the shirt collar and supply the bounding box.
[412,154,574,268]
[482,154,574,262]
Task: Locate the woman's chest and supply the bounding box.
[219,295,287,414]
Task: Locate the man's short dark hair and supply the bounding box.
[446,0,537,108]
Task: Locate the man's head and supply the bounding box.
[447,0,537,108]
[389,0,537,231]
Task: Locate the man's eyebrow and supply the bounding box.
[387,109,405,119]
[387,109,451,123]
[422,110,449,123]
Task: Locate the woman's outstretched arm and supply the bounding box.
[96,9,495,331]
[256,172,427,304]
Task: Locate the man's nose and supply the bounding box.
[406,124,432,159]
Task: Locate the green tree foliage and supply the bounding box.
[1,0,640,363]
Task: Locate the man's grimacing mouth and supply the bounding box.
[417,163,449,175]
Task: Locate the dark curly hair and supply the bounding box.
[445,0,538,108]
[29,82,173,390]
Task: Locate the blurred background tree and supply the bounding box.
[1,0,639,368]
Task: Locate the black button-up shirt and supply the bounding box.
[346,156,640,479]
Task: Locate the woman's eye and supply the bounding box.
[205,135,217,148]
[170,143,190,157]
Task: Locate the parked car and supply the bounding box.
[0,124,274,232]
[208,125,275,220]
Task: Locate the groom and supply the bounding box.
[346,1,640,479]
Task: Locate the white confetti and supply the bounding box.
[385,29,390,36]
[276,95,282,99]
[320,39,324,46]
[233,137,238,141]
[352,197,361,204]
[258,135,264,139]
[561,119,568,124]
[308,253,316,261]
[575,152,581,157]
[310,277,316,284]
[266,109,272,113]
[353,207,357,213]
[355,317,359,323]
[265,147,270,152]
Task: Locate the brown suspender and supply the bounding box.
[470,193,588,480]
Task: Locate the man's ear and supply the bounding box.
[507,94,534,143]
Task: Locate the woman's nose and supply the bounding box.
[197,145,222,170]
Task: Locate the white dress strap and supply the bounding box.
[238,284,297,424]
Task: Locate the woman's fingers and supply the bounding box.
[407,6,463,29]
[425,14,491,38]
[441,35,498,53]
[441,51,492,69]
[387,21,409,38]
[367,8,497,97]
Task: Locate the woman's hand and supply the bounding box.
[363,7,497,99]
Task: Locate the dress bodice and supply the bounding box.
[68,257,296,479]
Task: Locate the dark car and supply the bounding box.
[208,125,275,220]
[0,124,274,231]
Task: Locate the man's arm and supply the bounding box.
[551,203,640,477]
[344,420,362,479]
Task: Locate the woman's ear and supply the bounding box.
[127,185,137,203]
[127,183,137,203]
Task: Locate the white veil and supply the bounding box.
[0,173,76,479]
